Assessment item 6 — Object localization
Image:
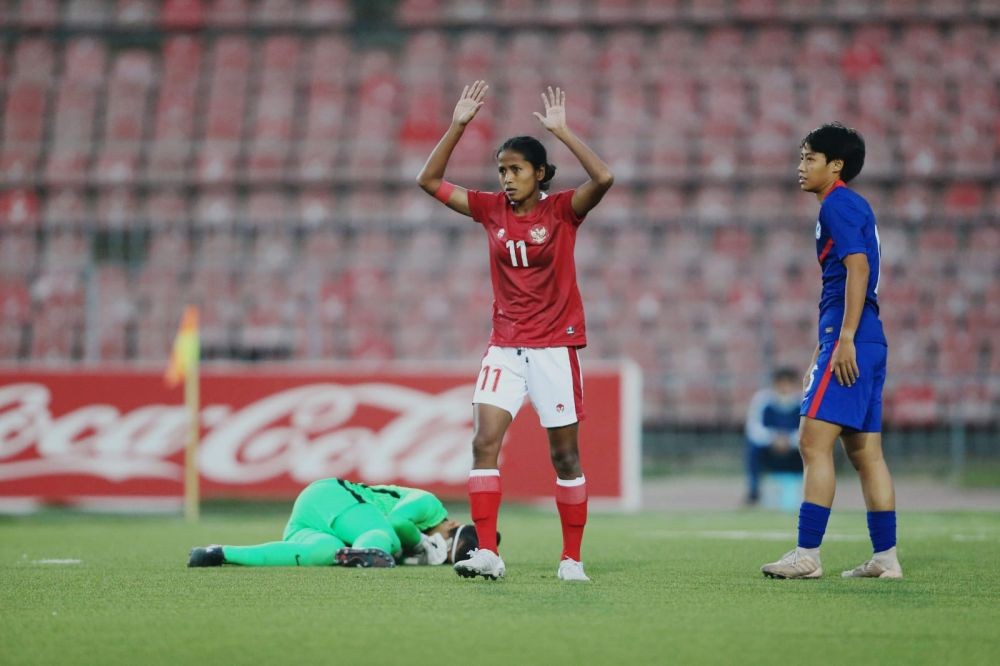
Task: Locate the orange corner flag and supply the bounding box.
[165,306,200,388]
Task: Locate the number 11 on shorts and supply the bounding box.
[480,365,502,392]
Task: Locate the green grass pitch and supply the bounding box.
[2,506,998,665]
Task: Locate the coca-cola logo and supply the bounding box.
[0,382,479,486]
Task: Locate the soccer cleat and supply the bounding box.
[761,549,823,579]
[453,548,506,580]
[557,558,590,582]
[841,552,903,579]
[335,547,396,568]
[188,545,225,567]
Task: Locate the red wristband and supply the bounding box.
[433,180,456,204]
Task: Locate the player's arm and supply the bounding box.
[745,390,775,445]
[390,492,449,565]
[831,253,869,387]
[533,86,614,218]
[416,80,488,217]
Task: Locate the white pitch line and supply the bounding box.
[643,529,999,543]
[643,530,867,542]
[32,559,83,565]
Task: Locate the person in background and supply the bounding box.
[745,367,803,506]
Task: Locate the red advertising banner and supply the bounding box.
[0,363,641,510]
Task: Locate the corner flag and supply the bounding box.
[165,306,199,388]
[165,306,201,521]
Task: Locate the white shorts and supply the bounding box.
[472,346,585,428]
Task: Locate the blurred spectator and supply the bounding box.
[745,367,803,506]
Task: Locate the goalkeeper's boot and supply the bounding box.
[761,549,823,579]
[557,558,590,582]
[335,547,395,568]
[188,545,225,567]
[841,547,903,579]
[454,548,506,580]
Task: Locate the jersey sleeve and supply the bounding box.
[387,489,448,532]
[822,198,868,261]
[744,389,774,446]
[466,190,493,225]
[554,189,586,226]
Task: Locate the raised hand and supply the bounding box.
[453,80,488,126]
[533,86,568,134]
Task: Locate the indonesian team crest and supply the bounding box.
[529,224,549,245]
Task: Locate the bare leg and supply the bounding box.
[548,422,587,570]
[798,416,843,508]
[465,403,512,557]
[472,403,512,469]
[841,431,895,511]
[547,422,582,480]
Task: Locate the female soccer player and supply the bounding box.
[761,123,903,580]
[417,82,614,582]
[187,478,483,568]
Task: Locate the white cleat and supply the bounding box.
[454,548,506,580]
[761,549,823,579]
[842,550,903,579]
[557,558,590,582]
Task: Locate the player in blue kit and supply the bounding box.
[761,123,903,580]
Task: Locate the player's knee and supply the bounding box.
[353,528,399,555]
[471,432,502,459]
[549,446,579,476]
[846,446,883,471]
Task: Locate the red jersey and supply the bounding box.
[467,189,587,348]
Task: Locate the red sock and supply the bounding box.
[468,470,501,553]
[556,476,588,561]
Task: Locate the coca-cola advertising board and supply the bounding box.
[0,363,641,510]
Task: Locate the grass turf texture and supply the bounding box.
[2,507,998,666]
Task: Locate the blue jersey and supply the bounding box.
[815,183,886,346]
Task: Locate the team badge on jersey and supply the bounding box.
[529,224,548,244]
[815,220,821,239]
[497,228,506,239]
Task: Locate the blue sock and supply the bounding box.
[797,502,831,549]
[867,511,896,553]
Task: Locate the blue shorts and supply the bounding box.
[800,341,887,433]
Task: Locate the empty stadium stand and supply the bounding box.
[0,0,996,424]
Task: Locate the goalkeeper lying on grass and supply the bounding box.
[188,478,490,568]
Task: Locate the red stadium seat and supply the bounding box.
[96,188,139,229]
[116,0,158,26]
[65,0,111,26]
[206,0,249,26]
[634,0,681,22]
[304,0,351,25]
[397,0,443,26]
[42,190,91,228]
[887,383,939,427]
[0,232,38,278]
[161,0,204,28]
[16,0,60,28]
[254,0,297,25]
[0,189,41,228]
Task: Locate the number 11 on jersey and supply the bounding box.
[506,240,528,267]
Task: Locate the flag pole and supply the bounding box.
[183,339,201,523]
[166,305,201,523]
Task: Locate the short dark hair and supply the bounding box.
[496,136,557,191]
[801,123,866,183]
[772,367,799,384]
[449,524,501,563]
